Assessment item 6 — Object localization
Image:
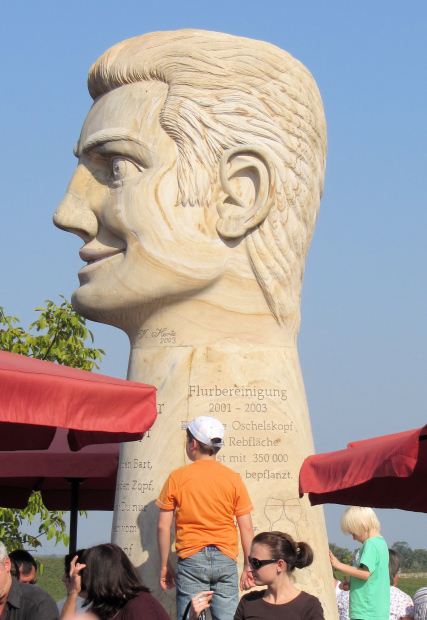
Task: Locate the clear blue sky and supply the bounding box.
[1,0,426,555]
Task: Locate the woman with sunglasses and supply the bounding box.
[191,531,324,620]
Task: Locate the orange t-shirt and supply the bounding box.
[156,460,253,561]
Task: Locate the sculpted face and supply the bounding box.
[54,82,228,329]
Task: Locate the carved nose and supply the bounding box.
[53,191,98,242]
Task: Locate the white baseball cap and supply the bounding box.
[182,416,225,447]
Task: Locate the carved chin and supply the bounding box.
[71,288,109,323]
[70,284,160,334]
[70,287,127,326]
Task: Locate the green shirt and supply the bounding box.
[350,536,390,620]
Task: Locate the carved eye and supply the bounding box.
[111,157,142,184]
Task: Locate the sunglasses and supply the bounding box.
[248,556,278,570]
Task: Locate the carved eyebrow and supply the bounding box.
[73,129,153,158]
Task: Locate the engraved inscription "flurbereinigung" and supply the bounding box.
[189,385,287,400]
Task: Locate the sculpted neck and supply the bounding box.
[127,294,298,352]
[122,273,301,383]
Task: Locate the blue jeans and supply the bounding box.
[176,547,238,620]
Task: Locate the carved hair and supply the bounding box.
[88,30,327,327]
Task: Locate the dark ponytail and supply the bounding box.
[252,531,313,573]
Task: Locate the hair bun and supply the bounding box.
[294,541,314,569]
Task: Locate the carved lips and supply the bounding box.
[78,245,125,273]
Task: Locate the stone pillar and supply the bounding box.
[113,343,335,618]
[53,28,337,619]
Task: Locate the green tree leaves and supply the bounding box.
[0,296,104,370]
[0,492,70,554]
[392,541,427,572]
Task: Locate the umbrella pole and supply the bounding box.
[69,478,82,555]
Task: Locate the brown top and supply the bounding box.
[234,589,324,620]
[116,592,170,620]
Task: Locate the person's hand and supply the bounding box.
[159,564,176,590]
[189,591,213,620]
[69,556,86,596]
[329,550,341,570]
[240,567,255,591]
[339,577,350,591]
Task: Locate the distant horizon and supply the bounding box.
[29,537,427,559]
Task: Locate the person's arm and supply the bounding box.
[157,509,176,590]
[60,592,79,620]
[329,551,371,581]
[60,556,86,619]
[236,513,255,591]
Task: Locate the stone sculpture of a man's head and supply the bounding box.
[54,30,326,335]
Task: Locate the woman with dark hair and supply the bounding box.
[191,531,324,620]
[62,543,170,620]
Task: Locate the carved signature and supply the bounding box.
[137,327,177,344]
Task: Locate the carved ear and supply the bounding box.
[216,145,276,239]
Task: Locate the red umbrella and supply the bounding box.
[0,429,119,510]
[299,424,427,513]
[0,350,158,551]
[0,351,157,450]
[0,429,121,552]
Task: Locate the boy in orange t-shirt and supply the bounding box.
[157,415,254,620]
